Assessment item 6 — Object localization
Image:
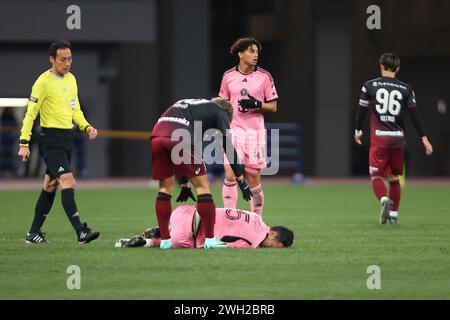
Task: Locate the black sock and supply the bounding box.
[29,189,56,234]
[61,188,83,232]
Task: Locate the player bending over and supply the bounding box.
[115,205,294,249]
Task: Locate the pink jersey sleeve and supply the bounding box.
[263,71,278,102]
[227,240,252,249]
[219,73,230,100]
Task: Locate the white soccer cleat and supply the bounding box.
[380,196,394,224]
[115,238,129,248]
[388,211,399,224]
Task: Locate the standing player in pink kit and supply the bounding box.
[116,205,294,249]
[219,37,278,216]
[354,52,433,224]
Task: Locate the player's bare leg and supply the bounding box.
[388,175,400,224]
[245,169,264,216]
[156,175,175,249]
[191,174,226,249]
[370,175,392,224]
[222,163,238,208]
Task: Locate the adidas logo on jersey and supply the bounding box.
[242,78,247,82]
[58,166,65,173]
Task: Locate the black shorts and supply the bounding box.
[39,128,74,179]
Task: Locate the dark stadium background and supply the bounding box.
[0,0,448,179]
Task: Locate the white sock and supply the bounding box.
[144,239,154,247]
[380,196,389,204]
[390,211,398,218]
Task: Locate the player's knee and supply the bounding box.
[388,175,399,182]
[44,180,59,192]
[224,166,236,181]
[58,174,76,189]
[245,170,261,186]
[370,175,383,182]
[159,177,175,195]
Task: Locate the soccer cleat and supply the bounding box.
[115,238,129,248]
[388,217,398,224]
[379,197,394,224]
[143,226,160,239]
[126,235,147,248]
[77,223,100,244]
[388,211,399,225]
[25,231,48,244]
[204,236,228,250]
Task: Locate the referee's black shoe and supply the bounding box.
[25,231,48,244]
[77,223,100,244]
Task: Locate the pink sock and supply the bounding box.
[222,179,237,208]
[250,184,264,216]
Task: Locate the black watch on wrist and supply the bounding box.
[19,139,29,145]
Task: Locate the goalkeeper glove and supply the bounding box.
[238,94,262,109]
[237,178,253,201]
[176,186,196,202]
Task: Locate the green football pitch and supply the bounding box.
[1,184,449,299]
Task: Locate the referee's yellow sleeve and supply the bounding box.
[73,96,90,131]
[20,79,46,144]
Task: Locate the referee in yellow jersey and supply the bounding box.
[18,40,100,244]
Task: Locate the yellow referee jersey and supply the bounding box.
[19,70,90,145]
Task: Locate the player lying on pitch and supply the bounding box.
[115,204,294,249]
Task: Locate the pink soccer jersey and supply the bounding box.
[219,66,278,133]
[169,205,270,249]
[196,207,270,248]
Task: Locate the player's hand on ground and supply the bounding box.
[238,94,262,109]
[18,147,30,162]
[354,129,363,145]
[237,177,253,201]
[176,186,196,202]
[422,136,433,156]
[86,126,98,140]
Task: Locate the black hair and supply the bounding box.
[230,37,262,57]
[271,226,294,248]
[49,40,72,58]
[379,52,400,72]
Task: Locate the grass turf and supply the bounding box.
[0,185,449,299]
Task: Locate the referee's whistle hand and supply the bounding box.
[18,147,30,162]
[87,126,98,140]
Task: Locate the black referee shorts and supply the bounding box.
[39,128,74,179]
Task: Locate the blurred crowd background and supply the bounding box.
[1,0,449,179]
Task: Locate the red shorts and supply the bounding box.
[369,146,404,177]
[150,136,206,180]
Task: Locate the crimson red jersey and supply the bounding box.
[359,76,417,148]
